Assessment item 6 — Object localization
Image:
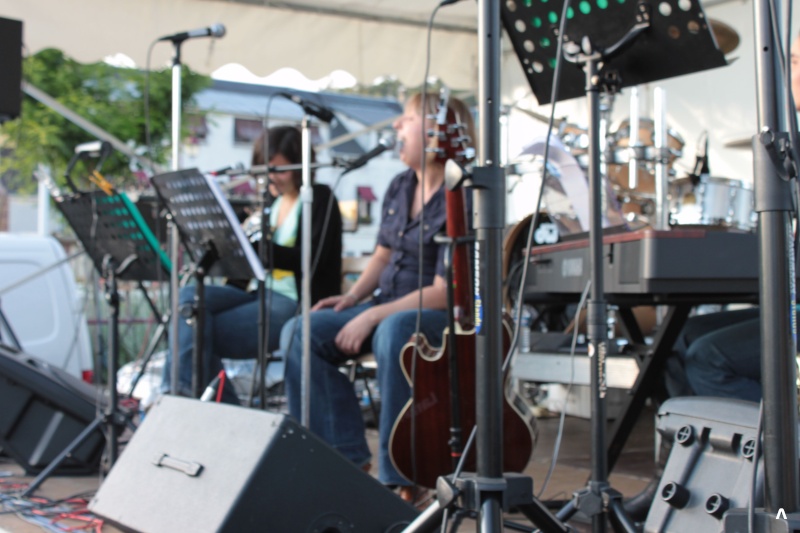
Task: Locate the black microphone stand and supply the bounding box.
[722,0,800,529]
[253,177,276,408]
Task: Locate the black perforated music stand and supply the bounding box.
[502,0,728,104]
[498,1,728,531]
[151,168,265,398]
[23,189,170,496]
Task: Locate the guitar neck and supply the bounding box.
[446,187,473,329]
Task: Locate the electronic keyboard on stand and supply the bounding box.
[516,228,768,469]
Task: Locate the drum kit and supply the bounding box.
[507,18,756,238]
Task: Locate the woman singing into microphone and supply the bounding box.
[162,125,343,404]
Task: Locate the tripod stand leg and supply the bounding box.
[21,418,103,498]
[517,500,572,533]
[607,497,638,533]
[126,317,168,398]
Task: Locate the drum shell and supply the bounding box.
[670,177,756,231]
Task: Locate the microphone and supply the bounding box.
[158,24,226,43]
[208,163,245,176]
[277,92,335,123]
[345,136,396,171]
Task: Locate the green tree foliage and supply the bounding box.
[0,48,210,193]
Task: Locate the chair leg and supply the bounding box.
[359,365,380,427]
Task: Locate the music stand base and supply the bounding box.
[401,473,571,533]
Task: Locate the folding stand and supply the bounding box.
[151,168,265,398]
[22,188,172,495]
[54,189,174,397]
[499,1,727,531]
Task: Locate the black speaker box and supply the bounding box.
[0,344,105,474]
[0,17,22,122]
[644,397,763,533]
[90,396,418,533]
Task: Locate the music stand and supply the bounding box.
[505,0,724,530]
[151,168,265,399]
[22,188,170,496]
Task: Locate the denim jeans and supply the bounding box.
[283,304,447,486]
[162,284,298,404]
[682,308,762,402]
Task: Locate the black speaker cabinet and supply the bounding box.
[0,17,22,122]
[0,344,105,474]
[90,396,418,533]
[644,397,762,533]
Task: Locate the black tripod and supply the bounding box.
[22,186,177,496]
[20,254,134,497]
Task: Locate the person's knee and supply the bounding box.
[373,311,418,362]
[178,285,196,306]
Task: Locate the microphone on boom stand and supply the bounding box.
[157,24,226,43]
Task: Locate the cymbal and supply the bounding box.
[709,18,740,55]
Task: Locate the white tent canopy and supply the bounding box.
[3,0,798,185]
[1,0,487,91]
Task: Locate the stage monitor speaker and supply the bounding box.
[644,397,763,533]
[0,17,22,122]
[89,396,418,533]
[0,344,105,475]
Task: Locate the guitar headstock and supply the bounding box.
[427,88,475,165]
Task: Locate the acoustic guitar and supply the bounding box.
[388,89,537,489]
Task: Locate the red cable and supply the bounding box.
[215,370,226,403]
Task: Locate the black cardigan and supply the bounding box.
[265,183,343,305]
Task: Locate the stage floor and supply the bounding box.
[0,403,656,532]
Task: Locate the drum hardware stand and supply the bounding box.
[653,87,670,230]
[721,0,800,530]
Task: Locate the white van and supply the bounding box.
[0,233,94,381]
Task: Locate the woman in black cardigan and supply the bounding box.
[163,125,342,404]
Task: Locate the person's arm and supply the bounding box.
[269,185,338,272]
[334,274,447,355]
[312,244,391,311]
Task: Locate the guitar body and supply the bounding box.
[389,318,537,489]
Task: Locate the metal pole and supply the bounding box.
[752,0,799,513]
[585,56,609,533]
[300,117,313,428]
[476,0,505,530]
[654,87,669,229]
[169,46,183,396]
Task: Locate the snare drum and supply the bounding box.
[606,117,684,196]
[670,176,756,231]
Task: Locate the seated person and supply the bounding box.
[669,307,761,402]
[163,125,342,403]
[281,92,475,498]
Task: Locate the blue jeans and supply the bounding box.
[283,304,447,485]
[163,284,298,404]
[683,308,762,402]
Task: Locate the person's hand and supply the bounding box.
[335,310,377,355]
[311,294,349,311]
